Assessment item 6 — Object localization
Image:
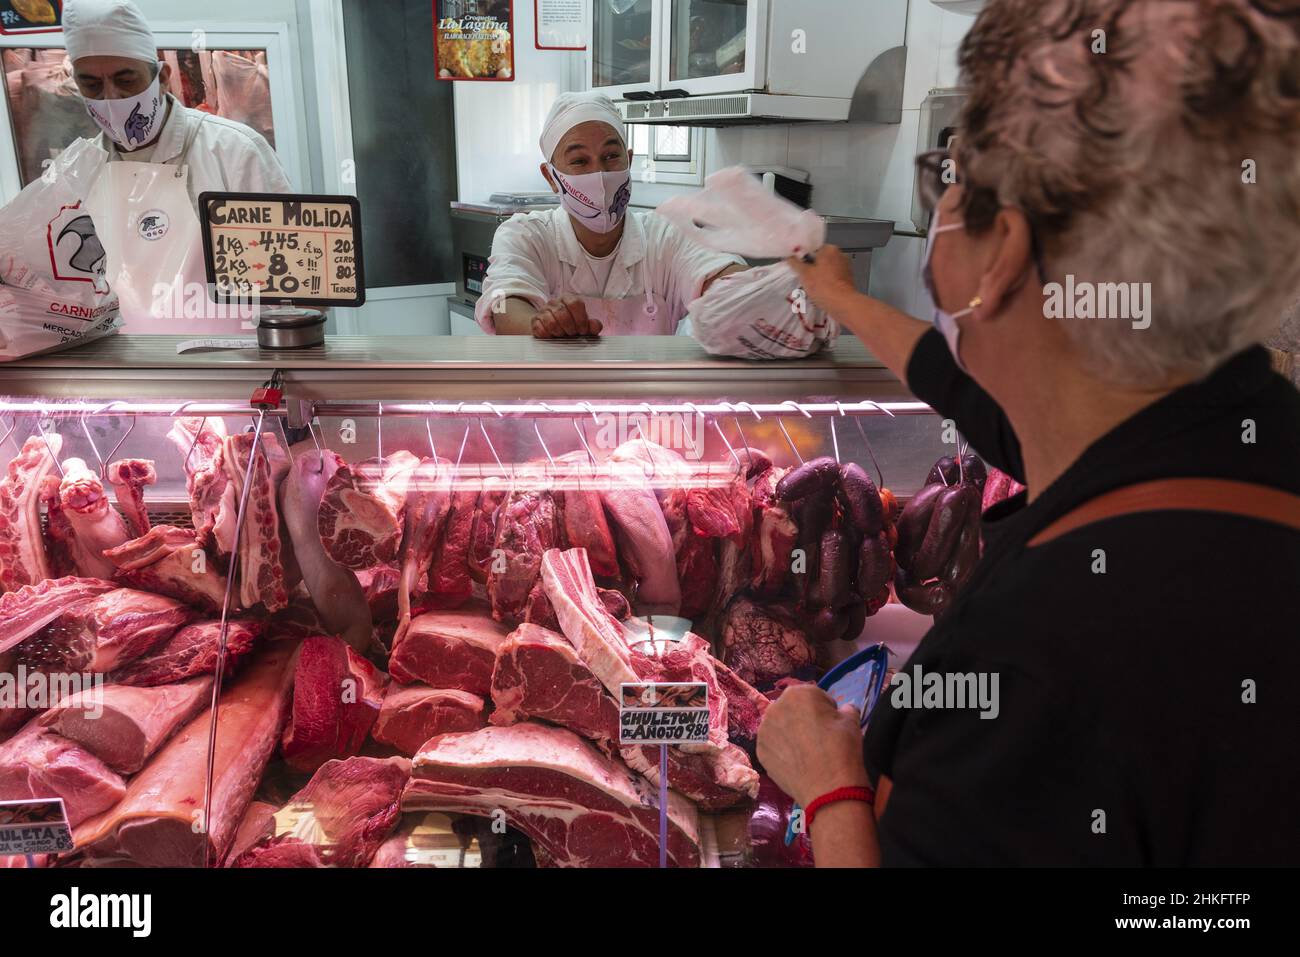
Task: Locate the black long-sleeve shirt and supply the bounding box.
[862,330,1300,865]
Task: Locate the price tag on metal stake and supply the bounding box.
[620,681,711,869]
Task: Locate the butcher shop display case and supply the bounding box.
[0,336,958,869]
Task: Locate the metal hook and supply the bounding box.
[737,401,762,422]
[533,419,556,472]
[377,402,384,461]
[782,400,814,419]
[478,417,510,480]
[0,417,17,455]
[572,418,597,470]
[731,416,753,463]
[776,417,804,465]
[633,421,657,479]
[102,410,137,468]
[425,417,438,461]
[712,418,741,467]
[830,415,841,465]
[682,403,704,460]
[277,415,297,466]
[34,415,65,478]
[453,421,471,478]
[852,415,886,489]
[307,419,325,473]
[80,411,106,479]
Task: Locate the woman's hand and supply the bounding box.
[787,245,859,313]
[757,683,870,808]
[531,297,603,339]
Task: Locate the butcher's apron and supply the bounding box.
[84,115,244,334]
[579,289,673,336]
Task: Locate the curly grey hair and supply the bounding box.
[955,0,1300,386]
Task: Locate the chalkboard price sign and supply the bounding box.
[0,0,62,34]
[198,192,366,309]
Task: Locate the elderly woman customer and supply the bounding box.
[758,0,1300,866]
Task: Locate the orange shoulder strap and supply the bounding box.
[1027,478,1300,547]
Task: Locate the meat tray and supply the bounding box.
[0,336,944,869]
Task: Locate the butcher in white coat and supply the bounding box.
[54,0,292,332]
[476,91,745,338]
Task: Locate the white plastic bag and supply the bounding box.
[657,166,827,260]
[688,261,838,359]
[0,143,121,361]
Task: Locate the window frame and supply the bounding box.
[628,122,705,187]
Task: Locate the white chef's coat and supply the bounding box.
[61,94,291,208]
[475,206,743,333]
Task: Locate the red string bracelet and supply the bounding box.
[804,786,875,833]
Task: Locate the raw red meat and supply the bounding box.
[601,443,681,613]
[167,417,233,553]
[427,487,477,607]
[0,434,62,590]
[686,469,749,539]
[466,477,507,583]
[280,447,372,649]
[403,723,701,868]
[17,588,193,674]
[103,525,229,612]
[58,457,130,580]
[490,623,620,752]
[387,607,512,695]
[372,684,486,756]
[750,467,797,595]
[0,576,115,655]
[224,800,277,866]
[712,655,771,743]
[489,623,758,809]
[280,634,387,774]
[39,677,213,773]
[111,618,261,687]
[487,469,560,623]
[554,451,619,577]
[675,529,718,620]
[394,457,452,645]
[357,564,401,623]
[40,476,79,578]
[106,458,156,538]
[75,642,298,867]
[539,548,639,691]
[0,723,126,827]
[720,598,814,687]
[223,433,291,612]
[231,756,410,868]
[318,452,420,570]
[522,580,629,633]
[368,816,436,867]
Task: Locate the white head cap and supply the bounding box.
[539,92,627,164]
[63,0,158,66]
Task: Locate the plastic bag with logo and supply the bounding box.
[0,145,121,361]
[687,261,838,359]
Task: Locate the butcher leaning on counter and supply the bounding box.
[474,92,747,338]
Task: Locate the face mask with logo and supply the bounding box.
[83,70,166,152]
[922,207,977,373]
[548,166,632,234]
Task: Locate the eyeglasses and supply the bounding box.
[915,148,1002,233]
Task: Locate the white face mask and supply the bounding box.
[84,70,166,152]
[548,166,632,234]
[922,207,977,373]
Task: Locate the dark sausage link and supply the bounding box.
[808,604,850,644]
[894,566,952,616]
[941,494,983,588]
[775,456,840,502]
[838,462,884,536]
[894,482,946,570]
[840,596,867,642]
[813,528,852,609]
[857,530,894,600]
[911,484,974,582]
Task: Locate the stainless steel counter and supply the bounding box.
[0,335,911,403]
